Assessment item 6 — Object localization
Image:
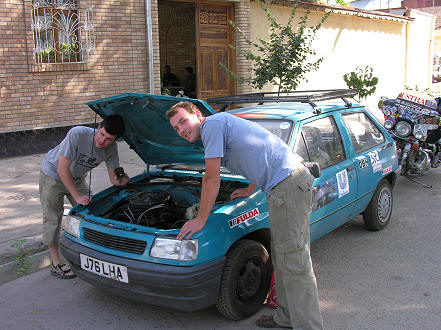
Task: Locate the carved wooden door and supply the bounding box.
[196,3,235,99]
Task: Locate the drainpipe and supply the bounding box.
[428,13,435,89]
[145,0,154,93]
[404,9,410,88]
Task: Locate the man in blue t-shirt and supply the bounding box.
[167,102,323,330]
[39,115,129,279]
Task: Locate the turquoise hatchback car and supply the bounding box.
[60,90,398,320]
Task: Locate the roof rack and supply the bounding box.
[207,89,358,114]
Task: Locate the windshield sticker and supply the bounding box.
[358,158,369,169]
[382,166,392,175]
[336,169,350,198]
[311,178,338,212]
[229,208,260,228]
[369,150,382,173]
[280,122,290,130]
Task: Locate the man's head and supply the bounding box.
[185,67,193,76]
[165,65,171,73]
[95,114,125,149]
[166,102,204,143]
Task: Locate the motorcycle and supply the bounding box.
[378,90,441,188]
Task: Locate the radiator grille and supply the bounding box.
[83,228,147,254]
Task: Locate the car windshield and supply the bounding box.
[247,119,294,144]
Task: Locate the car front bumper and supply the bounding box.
[60,236,225,311]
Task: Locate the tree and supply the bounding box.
[221,0,329,94]
[343,66,378,101]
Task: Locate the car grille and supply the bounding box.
[83,228,147,254]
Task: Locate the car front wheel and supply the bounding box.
[216,239,272,320]
[363,179,393,231]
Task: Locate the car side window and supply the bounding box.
[296,116,346,169]
[342,112,385,154]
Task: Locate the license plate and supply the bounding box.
[80,254,129,283]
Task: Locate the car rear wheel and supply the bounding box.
[363,179,393,231]
[216,239,272,320]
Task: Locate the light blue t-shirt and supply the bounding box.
[200,112,303,194]
[41,126,119,180]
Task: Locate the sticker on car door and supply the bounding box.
[368,150,382,173]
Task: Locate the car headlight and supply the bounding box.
[150,238,198,261]
[395,121,412,138]
[384,120,394,130]
[65,215,81,237]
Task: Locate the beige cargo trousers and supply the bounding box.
[268,164,324,330]
[39,171,89,247]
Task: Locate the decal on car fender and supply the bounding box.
[358,158,369,169]
[369,150,382,173]
[229,208,260,228]
[382,166,392,175]
[336,169,349,198]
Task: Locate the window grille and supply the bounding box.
[31,0,95,64]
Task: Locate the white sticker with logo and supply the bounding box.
[336,169,349,198]
[279,122,290,130]
[369,150,382,173]
[229,208,260,228]
[382,166,392,175]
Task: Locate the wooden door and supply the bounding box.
[196,3,235,99]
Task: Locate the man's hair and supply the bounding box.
[101,114,125,138]
[185,67,193,74]
[166,101,201,119]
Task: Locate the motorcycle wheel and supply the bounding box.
[363,179,393,231]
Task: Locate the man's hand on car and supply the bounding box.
[75,194,91,206]
[231,183,257,200]
[177,217,207,240]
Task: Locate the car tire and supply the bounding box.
[216,239,272,320]
[363,179,393,231]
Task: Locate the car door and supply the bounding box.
[295,114,357,241]
[338,110,392,217]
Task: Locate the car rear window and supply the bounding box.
[342,112,385,154]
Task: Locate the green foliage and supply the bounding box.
[222,0,329,93]
[10,239,31,276]
[343,66,378,100]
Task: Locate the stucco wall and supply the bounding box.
[248,2,433,119]
[405,9,435,90]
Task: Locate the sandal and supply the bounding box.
[256,315,292,329]
[50,263,76,279]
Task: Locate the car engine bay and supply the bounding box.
[101,179,246,230]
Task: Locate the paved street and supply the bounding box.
[1,169,441,329]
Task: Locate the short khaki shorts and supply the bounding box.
[39,171,88,247]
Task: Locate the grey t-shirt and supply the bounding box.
[200,112,303,194]
[41,126,119,180]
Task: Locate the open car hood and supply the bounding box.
[87,93,216,167]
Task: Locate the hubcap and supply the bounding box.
[236,259,262,302]
[377,187,392,223]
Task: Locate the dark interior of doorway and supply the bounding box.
[158,1,196,97]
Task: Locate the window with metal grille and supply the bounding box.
[31,0,95,64]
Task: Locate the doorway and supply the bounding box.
[158,0,236,99]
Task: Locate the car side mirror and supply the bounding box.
[303,162,321,178]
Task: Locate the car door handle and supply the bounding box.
[347,165,355,172]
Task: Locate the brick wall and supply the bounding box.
[0,0,150,135]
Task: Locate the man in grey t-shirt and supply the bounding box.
[39,115,129,279]
[167,102,323,329]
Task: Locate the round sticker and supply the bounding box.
[280,122,290,130]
